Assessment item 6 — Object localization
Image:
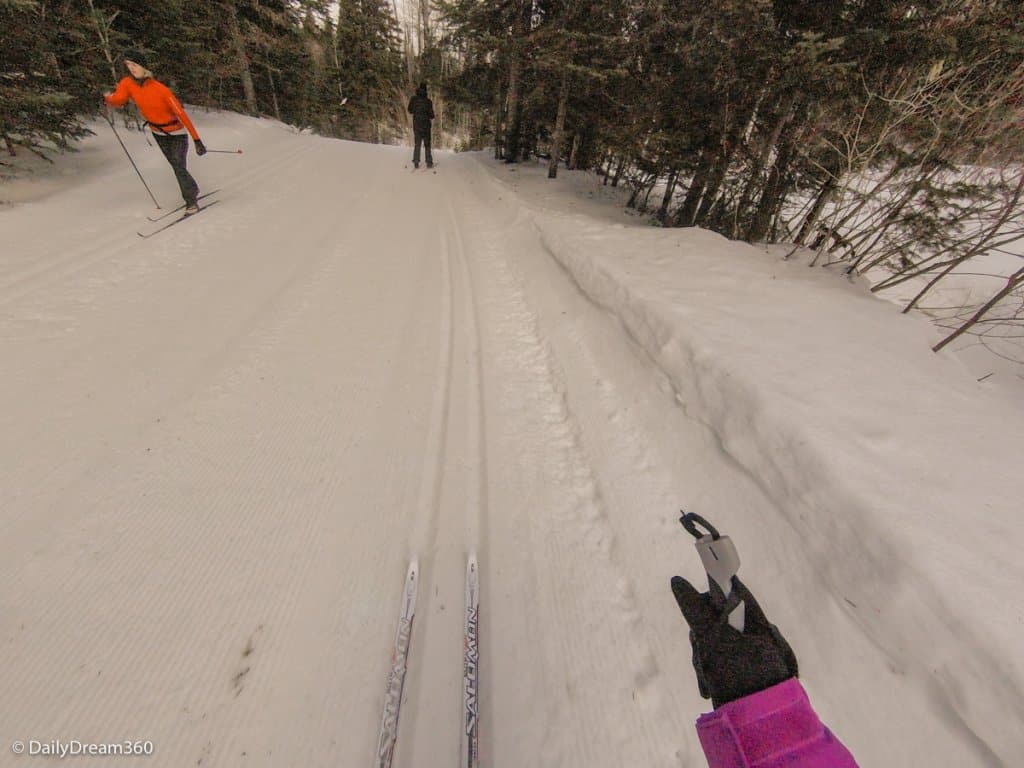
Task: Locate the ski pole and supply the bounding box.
[204,149,243,154]
[680,512,745,631]
[104,111,161,209]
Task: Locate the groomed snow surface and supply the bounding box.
[1,112,1022,767]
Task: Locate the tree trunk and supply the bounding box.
[520,115,534,161]
[505,51,522,161]
[796,173,838,244]
[747,117,802,242]
[601,151,612,184]
[493,82,505,159]
[611,156,625,187]
[265,65,281,121]
[658,168,678,225]
[419,0,432,51]
[734,92,797,236]
[627,176,645,208]
[548,68,570,179]
[86,0,119,84]
[226,2,258,114]
[639,176,657,213]
[330,11,348,107]
[627,185,639,208]
[694,100,752,227]
[434,93,445,149]
[694,141,738,226]
[503,1,531,163]
[568,133,580,170]
[675,145,714,226]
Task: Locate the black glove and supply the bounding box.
[671,574,798,708]
[194,139,207,156]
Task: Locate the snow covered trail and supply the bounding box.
[1,115,1021,768]
[0,127,478,765]
[0,123,703,767]
[0,126,781,767]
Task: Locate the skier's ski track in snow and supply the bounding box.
[0,142,313,309]
[395,177,490,768]
[442,195,489,558]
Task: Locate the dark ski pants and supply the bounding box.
[413,130,433,166]
[153,132,199,206]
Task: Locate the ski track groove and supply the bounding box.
[445,196,490,765]
[395,220,456,768]
[392,172,492,768]
[445,196,488,555]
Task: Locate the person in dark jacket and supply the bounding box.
[407,82,435,169]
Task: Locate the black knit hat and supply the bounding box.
[123,49,149,69]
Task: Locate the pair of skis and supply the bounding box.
[137,189,221,238]
[376,554,480,768]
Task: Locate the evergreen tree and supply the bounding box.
[1,0,91,160]
[334,0,405,142]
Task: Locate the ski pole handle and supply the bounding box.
[680,512,745,630]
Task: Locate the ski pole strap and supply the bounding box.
[681,512,721,541]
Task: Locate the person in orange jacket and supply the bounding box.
[104,51,206,213]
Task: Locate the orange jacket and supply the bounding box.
[105,77,200,140]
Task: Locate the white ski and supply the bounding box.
[461,553,480,768]
[376,559,419,768]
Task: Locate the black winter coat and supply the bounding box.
[408,91,435,135]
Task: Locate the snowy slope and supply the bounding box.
[1,111,1021,767]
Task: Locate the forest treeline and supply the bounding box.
[1,0,406,152]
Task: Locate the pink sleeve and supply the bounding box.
[695,678,858,768]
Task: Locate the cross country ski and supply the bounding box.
[137,199,220,239]
[147,189,221,221]
[462,553,480,768]
[375,559,419,768]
